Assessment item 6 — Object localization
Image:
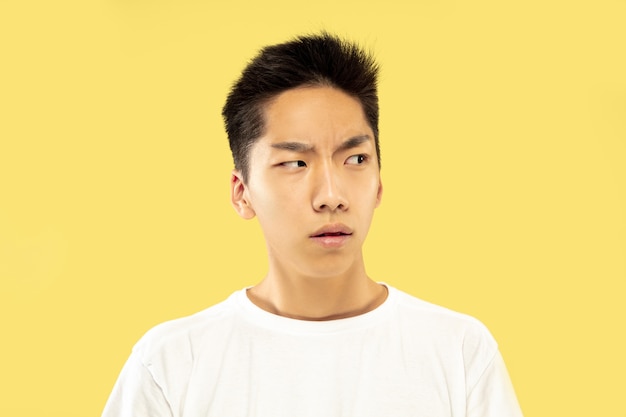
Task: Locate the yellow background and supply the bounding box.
[1,0,625,415]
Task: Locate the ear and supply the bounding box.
[230,170,256,220]
[375,176,383,208]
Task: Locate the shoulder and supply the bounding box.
[390,287,498,381]
[132,291,240,365]
[392,287,495,336]
[109,292,244,408]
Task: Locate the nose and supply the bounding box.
[312,163,348,212]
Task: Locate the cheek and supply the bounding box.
[251,188,303,228]
[359,177,382,204]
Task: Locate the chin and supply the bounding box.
[300,259,357,280]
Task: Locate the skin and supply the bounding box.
[231,86,386,321]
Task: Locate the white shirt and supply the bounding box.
[102,285,523,417]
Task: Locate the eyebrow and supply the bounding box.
[270,141,314,152]
[336,135,371,152]
[270,135,371,153]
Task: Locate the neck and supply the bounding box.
[247,262,387,321]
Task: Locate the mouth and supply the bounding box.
[310,224,353,238]
[310,224,353,248]
[312,231,351,237]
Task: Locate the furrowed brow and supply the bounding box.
[270,142,314,153]
[336,135,372,152]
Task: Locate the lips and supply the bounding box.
[310,224,353,248]
[310,224,353,238]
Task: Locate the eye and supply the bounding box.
[345,154,368,165]
[281,160,307,168]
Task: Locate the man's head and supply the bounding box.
[222,32,380,183]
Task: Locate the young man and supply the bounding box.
[102,33,523,416]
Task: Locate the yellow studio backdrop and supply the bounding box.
[1,0,624,415]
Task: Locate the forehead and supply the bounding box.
[259,86,373,146]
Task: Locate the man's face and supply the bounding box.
[231,86,382,278]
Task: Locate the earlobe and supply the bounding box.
[375,178,383,207]
[230,170,256,220]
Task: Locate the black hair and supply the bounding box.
[222,32,380,182]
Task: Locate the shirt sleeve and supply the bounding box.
[466,350,524,417]
[101,352,174,417]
